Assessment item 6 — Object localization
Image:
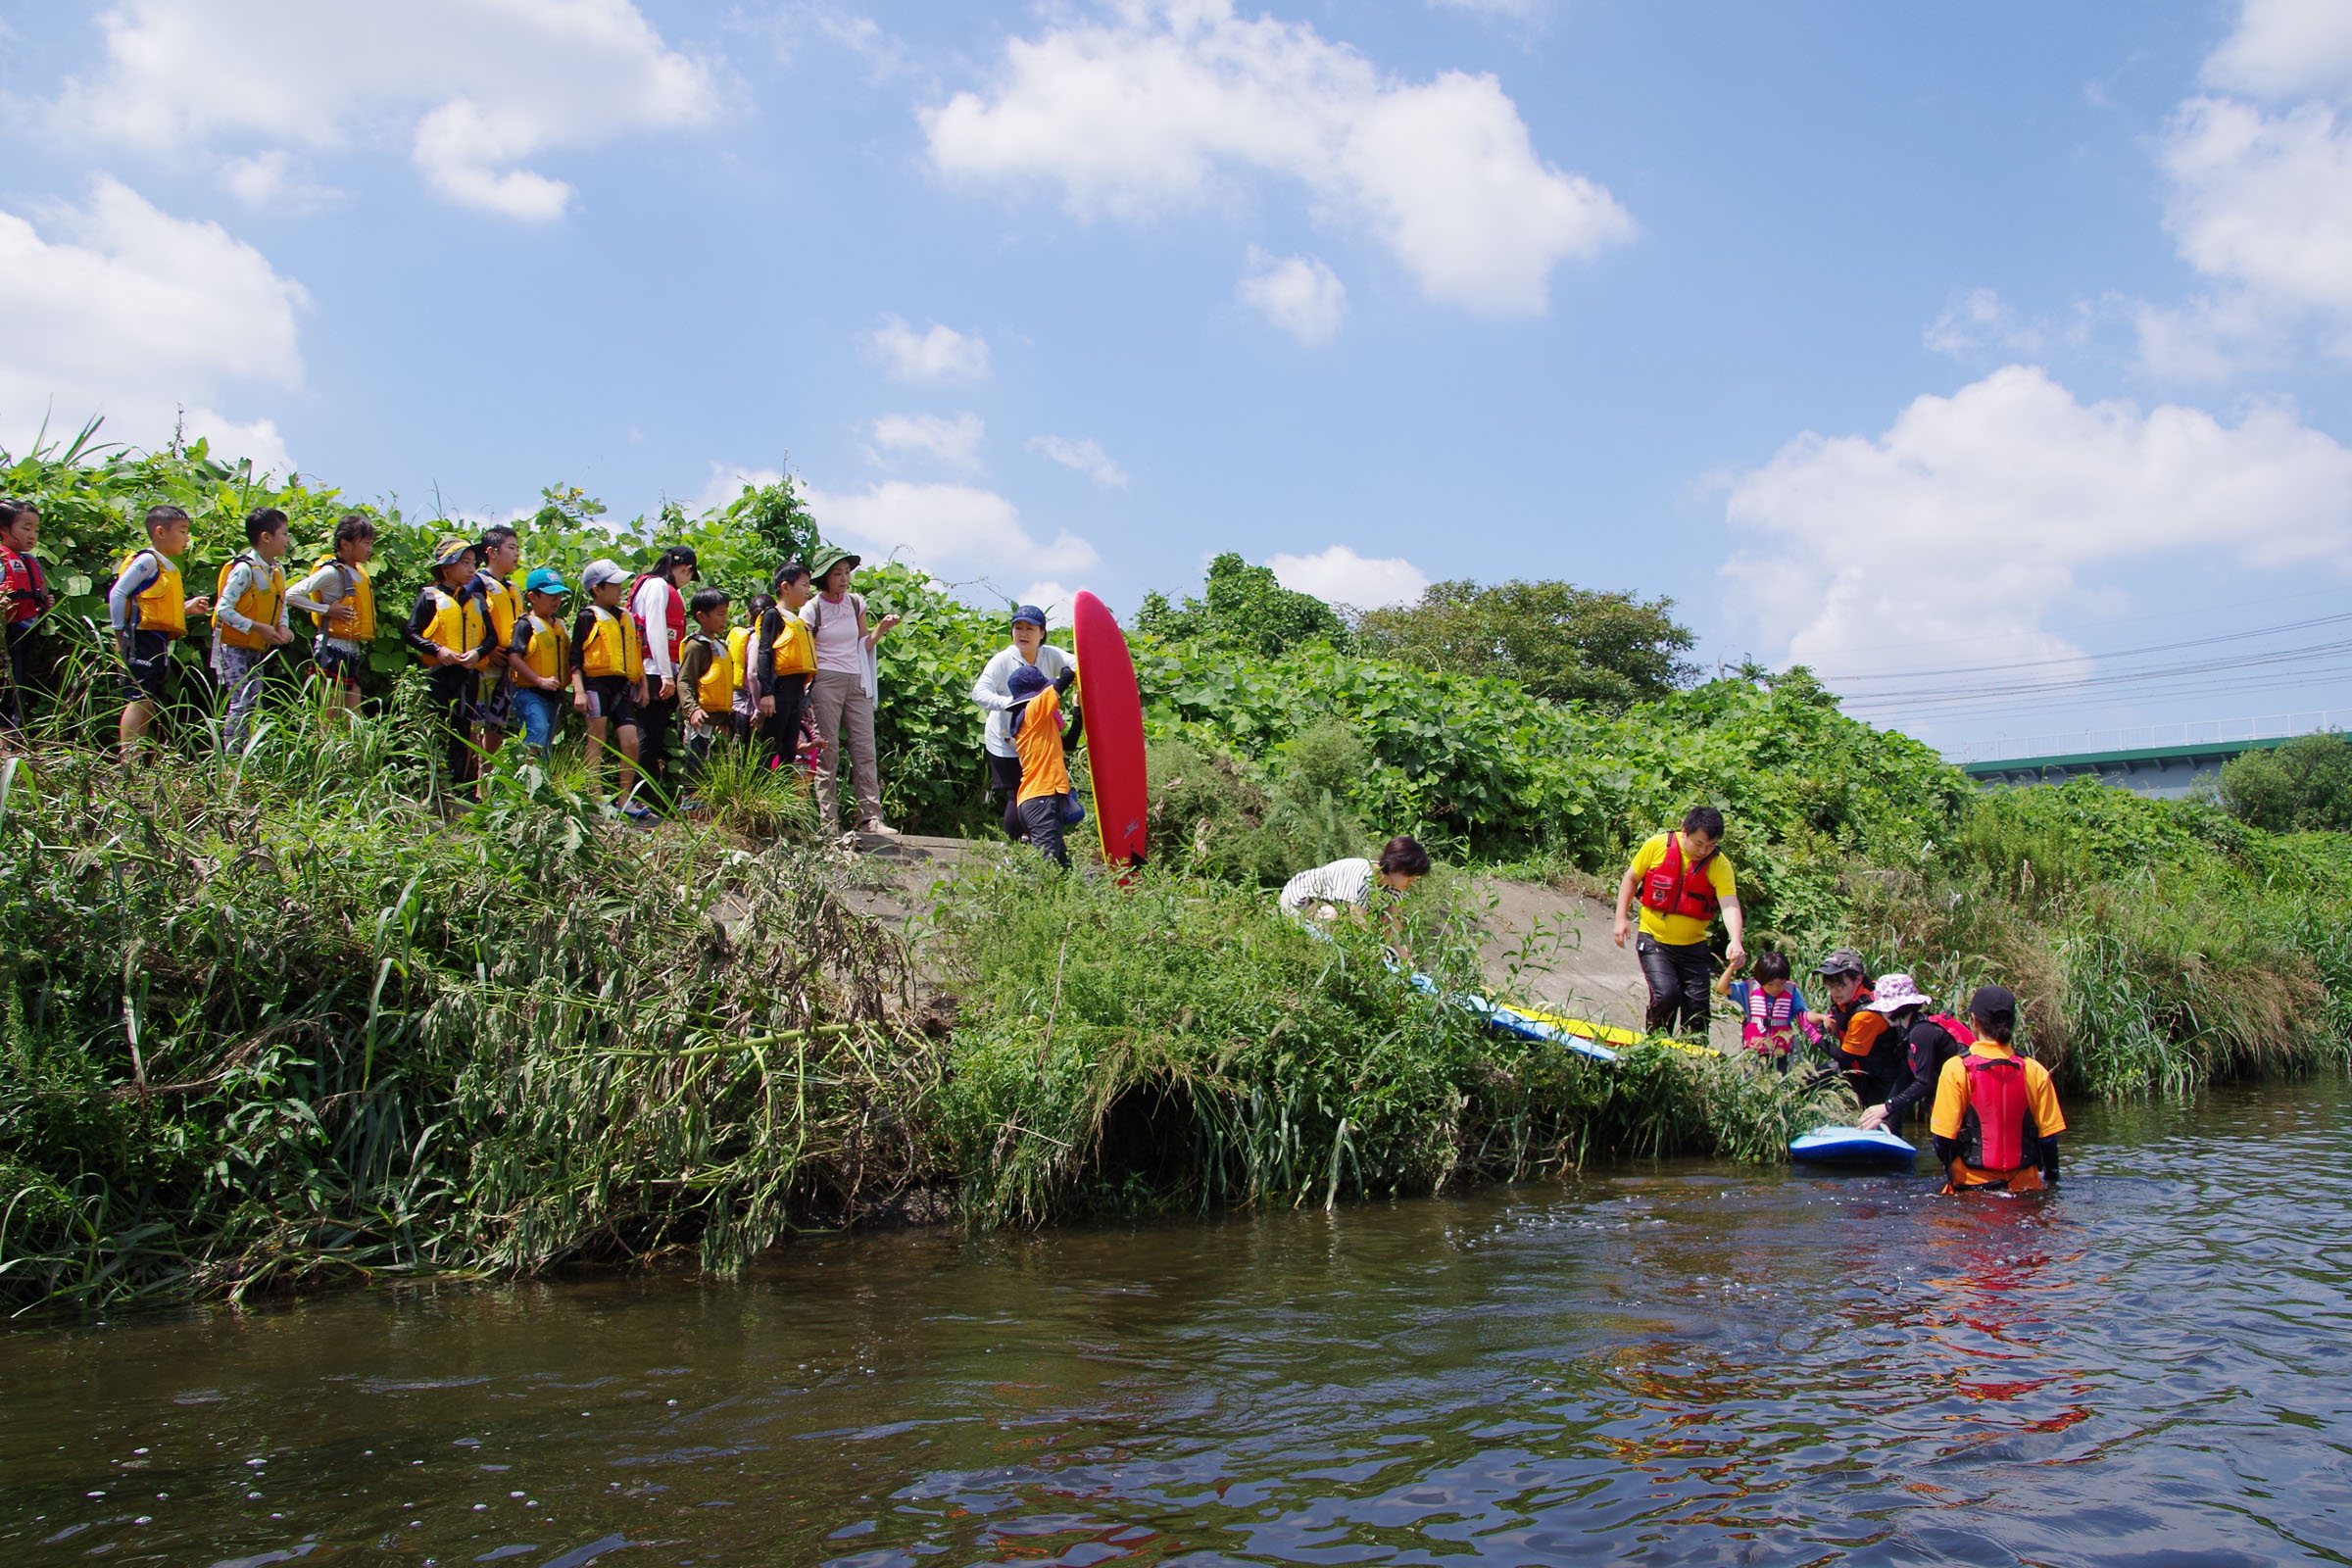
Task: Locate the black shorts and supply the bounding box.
[314,640,367,688]
[582,675,640,730]
[119,629,171,703]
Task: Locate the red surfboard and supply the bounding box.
[1071,591,1148,868]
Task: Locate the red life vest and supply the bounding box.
[1924,1012,1976,1048]
[628,574,686,668]
[0,542,49,627]
[1959,1054,2036,1172]
[1740,984,1800,1051]
[1638,832,1722,922]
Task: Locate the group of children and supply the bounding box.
[1628,807,2065,1195]
[48,500,852,819]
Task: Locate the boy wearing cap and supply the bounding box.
[1807,950,1907,1108]
[570,558,651,819]
[1612,806,1745,1038]
[1007,662,1076,867]
[406,539,489,793]
[1930,985,2064,1193]
[972,604,1076,840]
[510,566,573,762]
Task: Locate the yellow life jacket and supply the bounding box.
[479,573,523,649]
[690,632,733,714]
[118,549,185,638]
[214,553,286,651]
[308,556,375,641]
[579,605,644,680]
[417,586,486,667]
[769,612,815,677]
[726,624,753,697]
[517,612,569,685]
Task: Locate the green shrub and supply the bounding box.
[2218,733,2352,833]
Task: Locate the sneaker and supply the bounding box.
[622,803,655,822]
[679,797,704,814]
[858,818,901,837]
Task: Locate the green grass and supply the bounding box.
[930,860,1848,1227]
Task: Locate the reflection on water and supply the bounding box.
[6,1083,2351,1566]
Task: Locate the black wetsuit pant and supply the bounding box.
[425,664,474,793]
[762,673,808,771]
[1638,933,1713,1037]
[639,689,678,799]
[1018,794,1069,867]
[989,753,1025,839]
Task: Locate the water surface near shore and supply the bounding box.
[6,1083,2350,1567]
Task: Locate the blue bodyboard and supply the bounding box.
[1790,1126,1919,1165]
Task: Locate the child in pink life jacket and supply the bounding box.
[1715,951,1817,1072]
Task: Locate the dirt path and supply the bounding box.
[827,839,1739,1049]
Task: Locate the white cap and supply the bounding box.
[578,558,629,592]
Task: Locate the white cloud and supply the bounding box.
[0,175,306,469]
[1016,580,1087,615]
[690,463,784,516]
[866,411,986,470]
[217,150,343,212]
[864,316,992,382]
[1266,544,1429,609]
[802,480,1100,583]
[1026,434,1130,488]
[1723,366,2352,679]
[921,0,1632,315]
[51,0,716,221]
[1238,248,1348,343]
[2143,2,2352,369]
[1925,287,2045,358]
[2203,0,2352,101]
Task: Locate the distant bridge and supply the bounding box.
[1961,736,2296,799]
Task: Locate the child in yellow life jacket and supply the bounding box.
[284,514,376,717]
[109,504,215,766]
[756,564,816,772]
[728,594,770,745]
[212,507,294,755]
[676,587,735,809]
[1930,985,2065,1194]
[568,558,651,820]
[468,524,525,797]
[509,566,572,762]
[404,538,487,798]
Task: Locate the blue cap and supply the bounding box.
[1008,662,1051,699]
[523,566,569,595]
[1011,604,1047,628]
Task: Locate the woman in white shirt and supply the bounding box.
[1279,836,1432,961]
[801,546,901,836]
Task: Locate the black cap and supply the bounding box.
[1815,948,1866,978]
[1969,984,2017,1019]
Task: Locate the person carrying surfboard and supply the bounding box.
[1278,837,1432,962]
[972,603,1075,840]
[1613,807,1745,1038]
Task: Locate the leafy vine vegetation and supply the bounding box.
[1,435,2347,1314]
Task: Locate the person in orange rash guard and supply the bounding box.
[1930,984,2065,1194]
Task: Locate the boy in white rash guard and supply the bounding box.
[1278,837,1433,963]
[971,603,1074,840]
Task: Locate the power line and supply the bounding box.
[1823,610,2352,685]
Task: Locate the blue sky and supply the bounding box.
[6,0,2352,758]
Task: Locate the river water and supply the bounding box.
[7,1082,2351,1568]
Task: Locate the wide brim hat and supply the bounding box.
[429,537,476,569]
[1866,972,1932,1012]
[807,544,860,581]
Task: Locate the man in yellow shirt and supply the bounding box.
[1612,806,1745,1037]
[1930,984,2065,1194]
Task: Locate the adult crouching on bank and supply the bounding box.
[1612,806,1745,1038]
